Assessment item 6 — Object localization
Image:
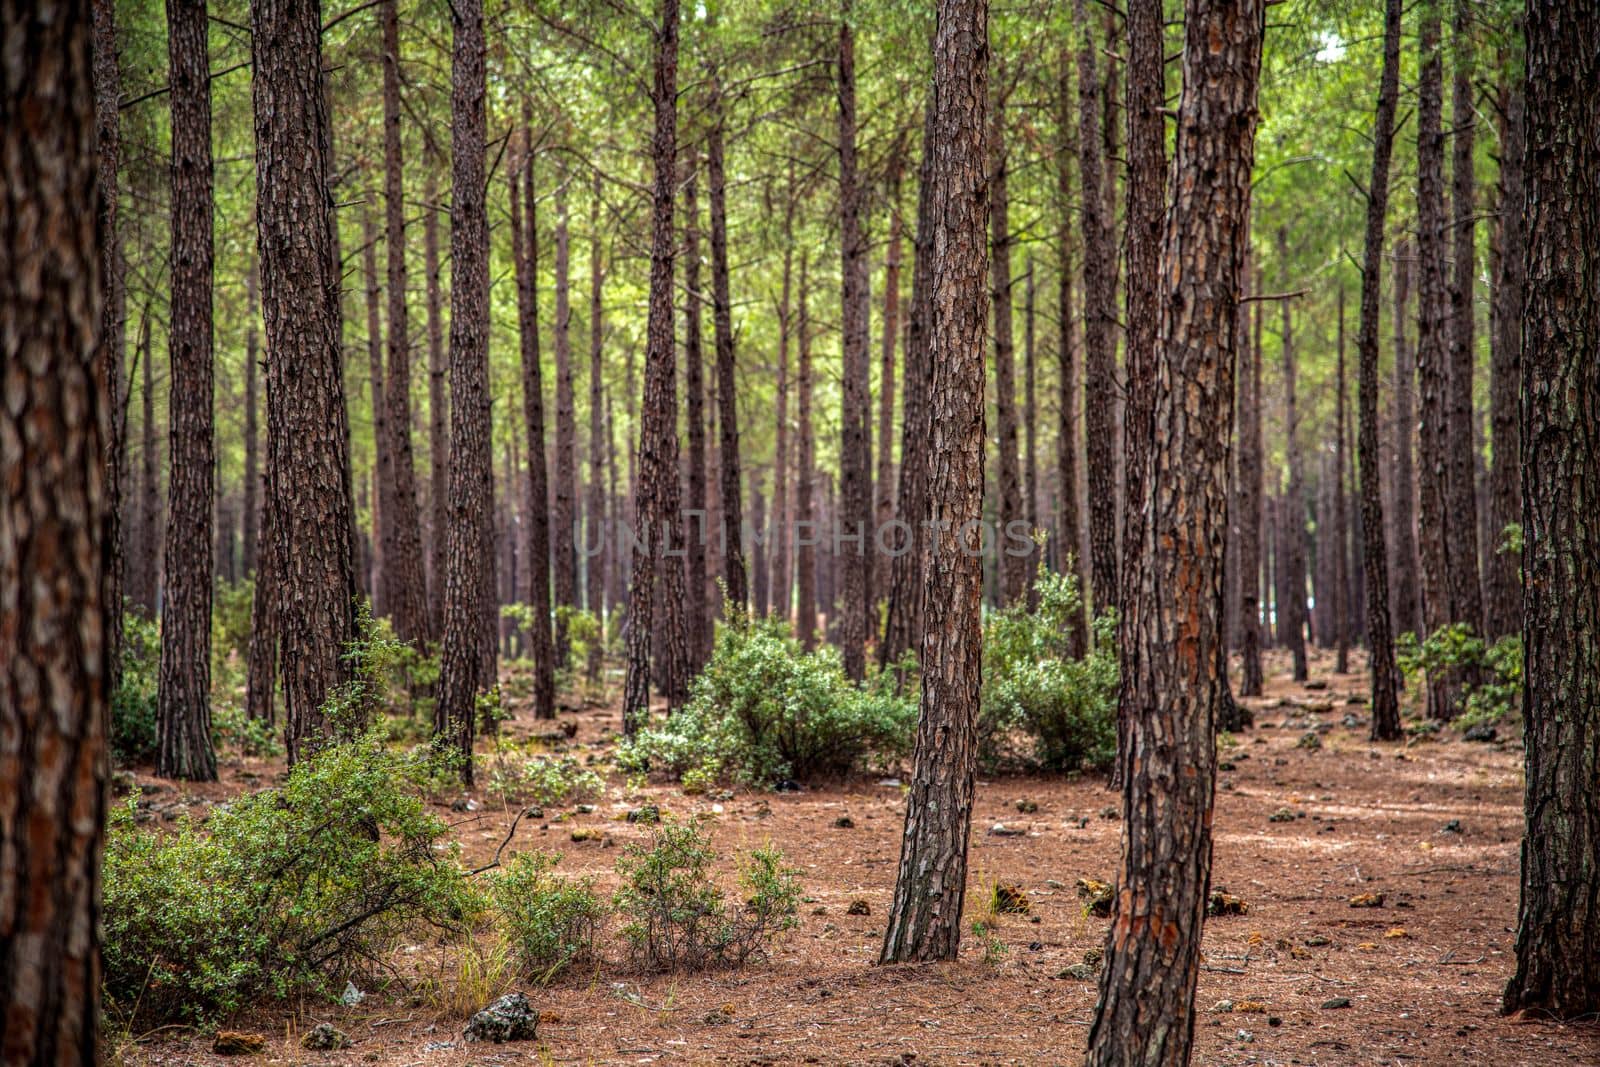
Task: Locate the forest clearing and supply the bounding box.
[3,0,1598,1062]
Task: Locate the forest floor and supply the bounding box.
[112,648,1600,1067]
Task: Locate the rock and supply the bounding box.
[833,815,855,829]
[1014,799,1038,814]
[1210,999,1235,1014]
[340,980,365,1005]
[575,803,597,814]
[1304,934,1332,947]
[993,883,1030,914]
[570,827,604,842]
[1235,1029,1255,1043]
[773,779,803,793]
[988,822,1025,837]
[450,796,479,812]
[1099,806,1120,820]
[846,899,872,916]
[626,804,660,824]
[1268,807,1297,823]
[1441,819,1463,834]
[1207,890,1250,916]
[1218,760,1237,772]
[1321,997,1352,1010]
[1056,963,1097,981]
[212,1031,266,1055]
[1341,713,1364,729]
[1463,723,1498,742]
[301,1023,350,1051]
[812,905,828,915]
[464,992,540,1043]
[1082,947,1103,966]
[1297,731,1323,751]
[111,769,137,795]
[1075,877,1114,918]
[1348,891,1385,908]
[523,805,545,820]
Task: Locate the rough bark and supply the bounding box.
[92,0,126,688]
[587,173,608,624]
[246,485,276,723]
[361,199,392,615]
[771,181,795,624]
[552,172,578,662]
[1390,240,1421,638]
[836,1,871,680]
[1356,0,1403,740]
[1085,0,1263,1059]
[380,0,430,646]
[990,85,1026,607]
[1503,0,1600,1017]
[137,313,160,615]
[436,0,493,780]
[880,0,988,964]
[1055,47,1089,655]
[706,87,747,612]
[876,166,903,567]
[243,259,260,577]
[682,169,710,663]
[0,7,109,1055]
[157,0,216,782]
[1076,0,1118,619]
[1237,253,1264,696]
[1486,67,1524,640]
[511,139,555,721]
[795,251,819,650]
[1334,288,1350,673]
[622,0,690,732]
[1278,230,1309,682]
[425,169,448,635]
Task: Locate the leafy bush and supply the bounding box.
[111,613,160,765]
[617,612,917,788]
[1397,623,1523,727]
[980,570,1118,771]
[488,852,605,982]
[482,743,604,806]
[102,735,475,1027]
[613,818,799,972]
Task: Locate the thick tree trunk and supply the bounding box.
[1237,253,1264,696]
[682,170,710,663]
[1486,69,1524,640]
[772,183,795,625]
[1076,0,1118,619]
[437,0,494,779]
[880,0,988,964]
[795,251,819,650]
[623,0,691,732]
[138,314,160,615]
[836,2,871,680]
[361,200,392,616]
[381,0,430,646]
[707,89,747,612]
[876,167,902,570]
[587,173,608,624]
[1277,231,1309,682]
[243,260,260,576]
[512,137,555,720]
[0,8,109,1055]
[1390,240,1421,638]
[1086,0,1262,1059]
[1023,259,1038,575]
[1415,4,1457,718]
[425,169,449,636]
[92,0,126,690]
[552,173,579,663]
[157,0,216,782]
[1357,0,1403,740]
[246,485,276,723]
[1503,1,1600,1017]
[254,0,361,761]
[990,86,1026,607]
[1055,48,1089,655]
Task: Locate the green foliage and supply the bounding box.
[482,743,605,806]
[1396,623,1524,727]
[612,818,799,972]
[211,577,255,666]
[616,612,917,788]
[980,570,1118,771]
[487,852,604,982]
[111,613,160,765]
[102,734,475,1027]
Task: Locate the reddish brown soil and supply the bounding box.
[112,649,1600,1066]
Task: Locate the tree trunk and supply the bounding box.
[1503,1,1600,1016]
[552,172,579,663]
[0,8,109,1055]
[1333,288,1350,673]
[437,0,493,780]
[990,84,1025,608]
[772,179,795,625]
[876,165,902,572]
[1357,0,1403,741]
[511,135,555,721]
[1023,258,1038,585]
[707,86,747,612]
[587,172,608,624]
[880,0,988,964]
[1390,240,1421,638]
[157,0,216,782]
[246,484,276,723]
[1237,252,1265,696]
[362,200,392,616]
[243,259,260,576]
[93,0,126,691]
[1415,2,1457,718]
[425,169,449,636]
[138,313,160,615]
[1486,67,1524,640]
[796,251,818,650]
[1076,0,1118,619]
[623,0,690,732]
[1086,0,1263,1059]
[682,168,710,663]
[1277,230,1309,682]
[836,1,871,681]
[381,0,430,646]
[1055,47,1089,655]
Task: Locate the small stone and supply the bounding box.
[812,905,828,915]
[570,827,603,842]
[1082,947,1104,966]
[524,804,545,819]
[1236,1029,1255,1043]
[774,779,803,793]
[1099,806,1119,820]
[1207,890,1250,916]
[833,815,855,829]
[1056,963,1097,981]
[1297,731,1323,751]
[988,822,1025,837]
[1305,934,1332,947]
[1341,713,1364,729]
[213,1032,265,1056]
[301,1023,350,1051]
[1269,807,1297,823]
[340,980,365,1005]
[1211,1000,1235,1014]
[1218,761,1237,772]
[450,796,479,812]
[1075,877,1114,918]
[1441,819,1463,834]
[1348,891,1385,908]
[1268,1016,1283,1027]
[846,899,871,916]
[1322,997,1353,1010]
[575,803,597,814]
[1014,799,1039,814]
[464,992,540,1043]
[626,804,660,824]
[1463,723,1498,742]
[1028,941,1043,951]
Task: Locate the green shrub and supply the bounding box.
[482,743,604,806]
[111,613,159,765]
[1397,623,1523,727]
[488,852,605,982]
[102,734,475,1027]
[980,570,1118,771]
[617,612,916,788]
[613,818,799,972]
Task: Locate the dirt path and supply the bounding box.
[113,649,1600,1066]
